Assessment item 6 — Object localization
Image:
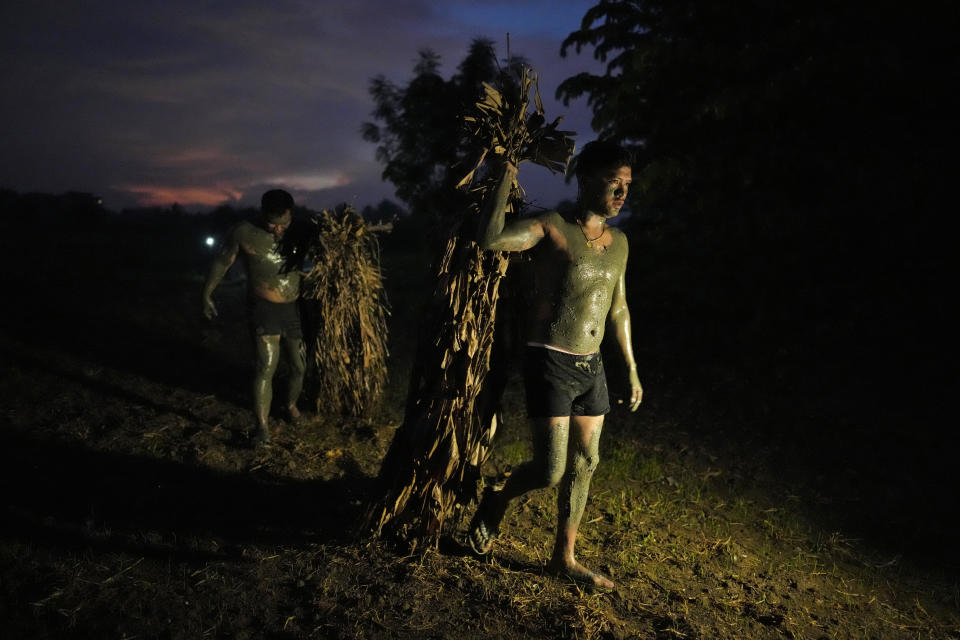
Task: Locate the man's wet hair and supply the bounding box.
[573,140,633,179]
[261,189,295,218]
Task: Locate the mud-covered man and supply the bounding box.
[470,141,643,588]
[202,189,306,445]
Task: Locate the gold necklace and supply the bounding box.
[578,221,606,248]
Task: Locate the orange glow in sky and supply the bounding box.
[119,184,245,208]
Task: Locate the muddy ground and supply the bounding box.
[1,210,958,638]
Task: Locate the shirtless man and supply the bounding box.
[202,189,306,445]
[470,140,643,589]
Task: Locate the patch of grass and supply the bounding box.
[493,438,532,470]
[597,441,663,485]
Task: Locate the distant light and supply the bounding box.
[205,236,215,247]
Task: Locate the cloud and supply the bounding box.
[265,172,351,192]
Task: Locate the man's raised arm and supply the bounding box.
[201,232,239,319]
[608,255,643,411]
[478,161,546,253]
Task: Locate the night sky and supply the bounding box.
[0,1,605,212]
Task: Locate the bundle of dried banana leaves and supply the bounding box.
[368,65,575,549]
[300,206,390,417]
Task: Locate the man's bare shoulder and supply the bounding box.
[233,219,260,237]
[608,226,628,242]
[531,210,568,229]
[608,226,630,263]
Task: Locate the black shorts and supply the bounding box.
[248,297,302,339]
[523,346,610,418]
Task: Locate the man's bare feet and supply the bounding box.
[285,405,302,426]
[468,519,497,555]
[468,488,505,555]
[548,558,615,589]
[252,423,271,446]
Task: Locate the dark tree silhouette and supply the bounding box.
[362,39,527,222]
[557,0,957,219]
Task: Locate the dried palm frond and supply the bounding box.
[300,206,390,417]
[368,65,575,550]
[459,71,575,186]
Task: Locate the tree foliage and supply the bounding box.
[362,39,526,221]
[557,0,957,216]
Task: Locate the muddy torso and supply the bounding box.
[523,212,627,354]
[233,220,300,303]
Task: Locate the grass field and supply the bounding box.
[0,210,957,638]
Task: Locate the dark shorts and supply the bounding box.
[248,297,302,339]
[523,346,610,418]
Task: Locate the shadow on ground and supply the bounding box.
[1,431,372,561]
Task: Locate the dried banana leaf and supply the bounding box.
[300,206,390,417]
